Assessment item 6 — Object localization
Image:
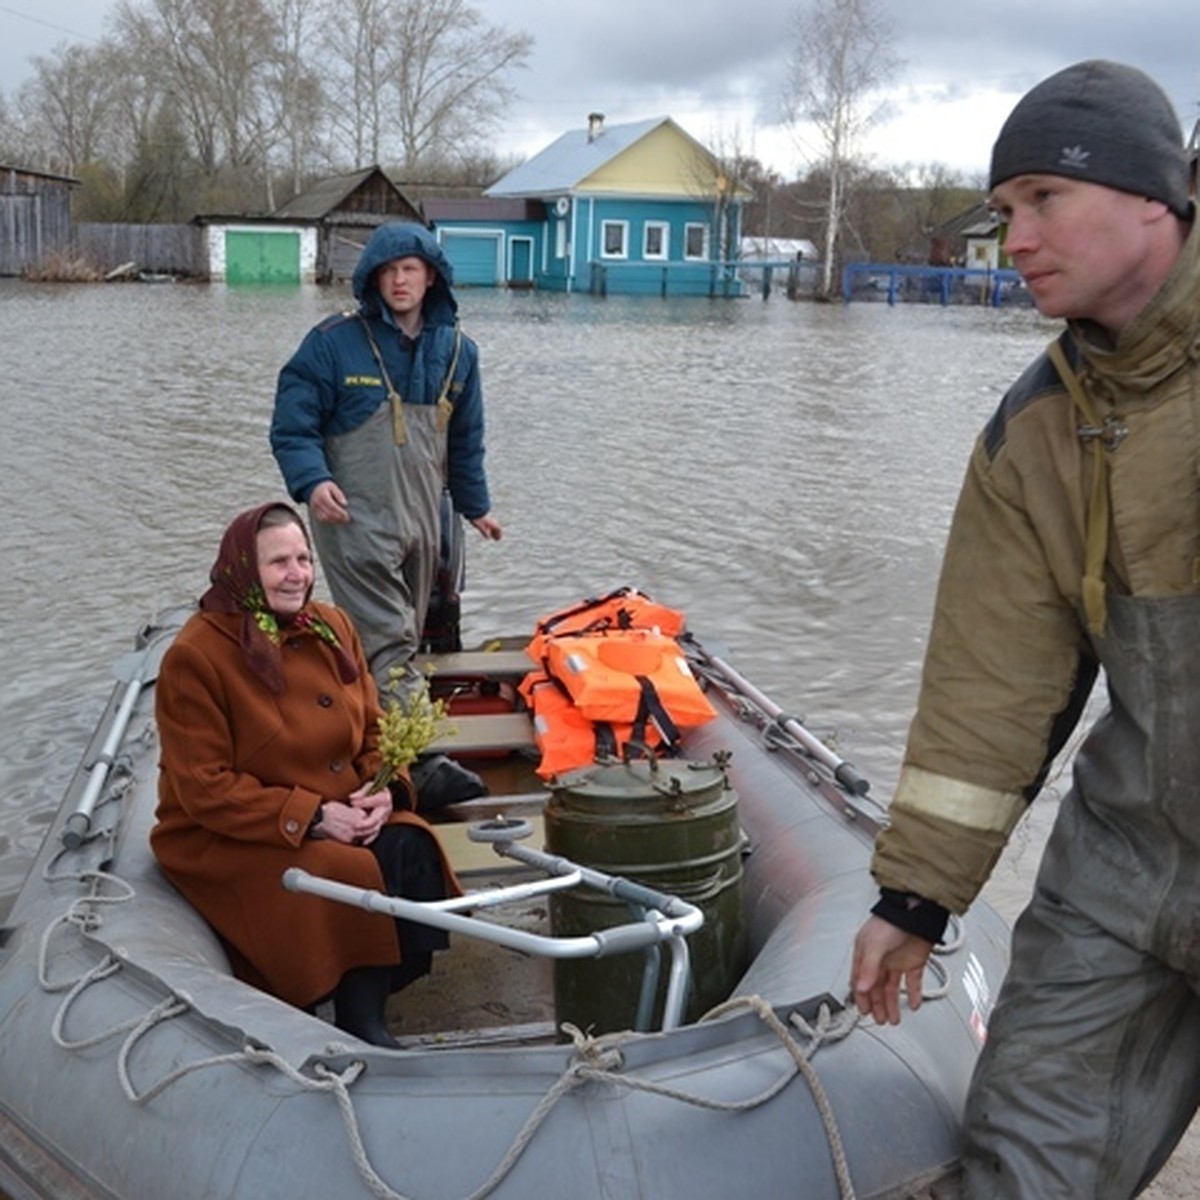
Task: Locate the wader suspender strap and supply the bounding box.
[1047,338,1111,636]
[359,317,462,446]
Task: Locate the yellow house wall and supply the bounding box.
[580,125,720,197]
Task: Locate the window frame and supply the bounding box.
[643,220,669,261]
[600,219,630,260]
[684,222,710,261]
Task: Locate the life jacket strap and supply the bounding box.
[634,675,681,747]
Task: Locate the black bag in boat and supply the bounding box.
[409,754,488,810]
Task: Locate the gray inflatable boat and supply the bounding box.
[0,605,1009,1200]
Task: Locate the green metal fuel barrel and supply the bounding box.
[545,753,747,1035]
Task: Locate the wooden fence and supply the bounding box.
[72,224,203,276]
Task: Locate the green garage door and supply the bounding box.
[441,233,501,286]
[225,230,300,284]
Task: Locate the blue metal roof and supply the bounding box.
[484,116,669,198]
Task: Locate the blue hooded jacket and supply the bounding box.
[270,222,491,518]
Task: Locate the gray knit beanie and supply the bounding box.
[989,60,1191,217]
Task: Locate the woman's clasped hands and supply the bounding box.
[317,784,392,845]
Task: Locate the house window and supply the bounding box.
[555,221,567,260]
[643,221,669,260]
[601,220,628,259]
[684,223,709,260]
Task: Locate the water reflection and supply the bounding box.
[0,279,1055,896]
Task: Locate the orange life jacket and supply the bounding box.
[518,670,664,779]
[540,630,716,736]
[520,588,714,779]
[527,587,686,663]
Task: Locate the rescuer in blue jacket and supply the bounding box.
[271,222,502,700]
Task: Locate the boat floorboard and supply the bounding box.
[397,1019,558,1050]
[386,876,557,1040]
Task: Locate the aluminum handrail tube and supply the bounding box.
[282,867,701,1032]
[429,870,583,913]
[63,629,172,851]
[282,868,704,954]
[62,678,143,850]
[495,841,704,923]
[687,639,872,796]
[662,934,692,1029]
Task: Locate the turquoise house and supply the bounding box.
[430,114,748,296]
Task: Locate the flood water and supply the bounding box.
[0,279,1058,905]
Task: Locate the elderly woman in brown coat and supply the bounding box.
[151,502,460,1047]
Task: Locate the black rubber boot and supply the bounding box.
[333,967,400,1048]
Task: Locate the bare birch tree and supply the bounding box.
[17,43,118,175]
[387,0,532,172]
[262,0,328,205]
[687,123,757,271]
[319,0,395,166]
[322,0,531,172]
[113,0,282,176]
[782,0,898,295]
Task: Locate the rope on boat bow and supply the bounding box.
[34,860,874,1200]
[705,995,862,1200]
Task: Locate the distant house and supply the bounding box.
[0,164,79,277]
[929,201,1001,270]
[962,208,1003,271]
[272,165,425,282]
[468,113,749,296]
[739,235,819,264]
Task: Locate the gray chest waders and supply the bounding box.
[312,399,448,700]
[961,591,1200,1199]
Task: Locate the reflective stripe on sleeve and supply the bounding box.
[891,765,1026,836]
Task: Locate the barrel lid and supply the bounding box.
[552,752,730,810]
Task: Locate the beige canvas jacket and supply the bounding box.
[872,228,1200,913]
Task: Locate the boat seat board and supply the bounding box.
[417,650,533,680]
[441,792,549,819]
[432,712,536,754]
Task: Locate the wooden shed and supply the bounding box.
[272,165,425,282]
[0,165,79,277]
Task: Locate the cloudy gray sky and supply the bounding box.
[3,0,1198,180]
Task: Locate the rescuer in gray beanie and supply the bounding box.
[989,60,1192,218]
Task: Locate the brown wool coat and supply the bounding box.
[151,601,459,1008]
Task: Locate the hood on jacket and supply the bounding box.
[352,222,458,327]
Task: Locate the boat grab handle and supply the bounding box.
[283,854,705,1030]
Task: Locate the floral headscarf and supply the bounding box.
[199,503,358,694]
